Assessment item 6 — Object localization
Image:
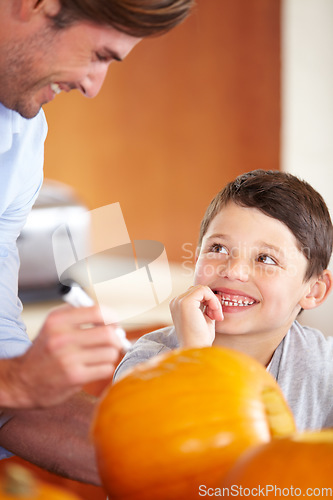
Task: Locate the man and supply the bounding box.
[0,0,193,484]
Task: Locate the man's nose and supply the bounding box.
[218,257,250,282]
[80,65,109,98]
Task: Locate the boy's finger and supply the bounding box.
[205,300,224,321]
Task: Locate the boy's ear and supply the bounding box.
[18,0,60,21]
[299,269,333,310]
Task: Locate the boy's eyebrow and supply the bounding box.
[255,241,285,255]
[205,233,228,241]
[204,234,285,255]
[257,241,282,252]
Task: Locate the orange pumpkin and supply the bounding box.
[92,346,295,500]
[0,464,82,500]
[222,430,333,498]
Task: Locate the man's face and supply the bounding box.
[194,202,313,341]
[0,18,141,118]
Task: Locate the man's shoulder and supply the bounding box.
[0,104,47,154]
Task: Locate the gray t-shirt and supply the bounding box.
[114,321,333,431]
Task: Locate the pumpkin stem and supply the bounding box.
[3,464,37,497]
[262,386,296,437]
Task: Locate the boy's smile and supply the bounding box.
[213,288,258,311]
[194,202,313,342]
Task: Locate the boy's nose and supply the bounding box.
[218,258,250,282]
[80,65,109,98]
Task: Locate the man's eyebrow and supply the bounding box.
[104,48,123,61]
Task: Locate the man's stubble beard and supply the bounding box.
[0,22,60,118]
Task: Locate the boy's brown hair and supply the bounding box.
[198,170,333,281]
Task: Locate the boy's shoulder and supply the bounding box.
[270,321,333,430]
[113,326,179,382]
[288,320,333,356]
[271,321,333,374]
[139,326,179,350]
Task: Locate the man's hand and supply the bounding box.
[0,304,123,408]
[169,285,224,348]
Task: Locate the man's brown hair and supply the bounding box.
[50,0,194,36]
[198,170,333,281]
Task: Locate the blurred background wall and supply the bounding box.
[43,0,280,266]
[43,0,333,334]
[15,2,332,496]
[281,0,333,335]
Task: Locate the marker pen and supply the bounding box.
[59,283,132,352]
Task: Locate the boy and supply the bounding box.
[114,170,333,430]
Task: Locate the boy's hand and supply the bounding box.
[169,285,224,348]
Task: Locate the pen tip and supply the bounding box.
[58,283,71,296]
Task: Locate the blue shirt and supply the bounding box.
[0,103,47,457]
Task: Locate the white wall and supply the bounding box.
[281,0,333,336]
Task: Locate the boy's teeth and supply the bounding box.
[221,298,254,306]
[214,292,255,307]
[51,83,61,95]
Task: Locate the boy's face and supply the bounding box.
[194,202,313,339]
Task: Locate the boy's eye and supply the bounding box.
[209,243,228,254]
[257,254,277,265]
